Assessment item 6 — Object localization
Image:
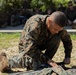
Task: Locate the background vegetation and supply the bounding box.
[0,0,74,12]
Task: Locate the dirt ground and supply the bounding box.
[0,40,76,75]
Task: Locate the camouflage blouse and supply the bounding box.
[19,14,72,62]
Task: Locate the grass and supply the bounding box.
[0,33,76,50]
[70,33,76,40]
[0,33,20,50]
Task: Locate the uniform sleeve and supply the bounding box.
[59,29,72,58]
[19,21,49,63]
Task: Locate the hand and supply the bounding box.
[47,59,58,67]
[63,57,70,64]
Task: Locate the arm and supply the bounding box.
[19,20,50,62]
[19,20,58,67]
[59,29,72,64]
[19,21,40,55]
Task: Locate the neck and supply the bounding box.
[46,17,49,26]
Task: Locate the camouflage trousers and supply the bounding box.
[9,36,60,70]
[9,53,51,70]
[9,66,76,75]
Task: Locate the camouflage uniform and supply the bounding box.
[9,15,72,70]
[9,66,76,75]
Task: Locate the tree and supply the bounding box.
[30,0,71,12]
[30,0,53,12]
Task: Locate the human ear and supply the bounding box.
[48,18,52,25]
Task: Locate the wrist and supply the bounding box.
[47,59,58,67]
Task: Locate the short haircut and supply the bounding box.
[50,11,67,27]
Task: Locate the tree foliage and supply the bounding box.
[0,0,23,12]
[0,0,73,12]
[30,0,72,11]
[30,0,53,11]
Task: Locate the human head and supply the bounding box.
[46,11,67,34]
[68,1,73,10]
[68,1,73,6]
[47,9,52,15]
[59,4,63,7]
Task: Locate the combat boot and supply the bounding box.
[0,52,9,72]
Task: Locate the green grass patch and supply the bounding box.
[70,34,76,40]
[0,33,76,50]
[0,32,21,50]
